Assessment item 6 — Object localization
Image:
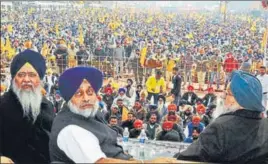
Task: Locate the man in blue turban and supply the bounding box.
[50,67,177,163]
[0,49,55,164]
[175,70,268,163]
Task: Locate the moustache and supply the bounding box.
[79,103,95,109]
[21,83,34,89]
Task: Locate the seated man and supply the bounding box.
[50,67,177,163]
[108,115,123,137]
[131,100,147,121]
[129,119,146,139]
[143,114,162,140]
[175,71,268,163]
[184,128,201,143]
[145,104,161,123]
[121,112,135,130]
[161,104,183,128]
[181,85,198,106]
[184,116,205,138]
[202,87,217,107]
[156,121,181,142]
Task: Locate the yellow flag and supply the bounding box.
[7,24,13,33]
[78,25,84,45]
[261,29,268,50]
[250,21,256,32]
[121,106,129,122]
[55,24,59,37]
[140,47,147,66]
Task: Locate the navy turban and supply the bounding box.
[230,71,265,112]
[10,49,46,79]
[118,88,126,93]
[59,67,103,102]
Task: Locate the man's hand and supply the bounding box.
[145,157,178,163]
[0,156,14,164]
[151,88,155,92]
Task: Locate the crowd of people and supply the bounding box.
[0,4,268,164]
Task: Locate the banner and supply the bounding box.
[121,106,129,122]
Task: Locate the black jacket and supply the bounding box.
[175,110,268,163]
[0,90,55,164]
[156,130,181,142]
[181,92,199,106]
[121,120,134,130]
[171,74,182,96]
[202,93,217,107]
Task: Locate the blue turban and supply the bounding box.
[118,88,126,93]
[230,71,265,112]
[10,49,46,79]
[59,67,103,102]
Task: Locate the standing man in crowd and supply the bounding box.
[146,71,166,104]
[170,67,182,106]
[0,50,55,164]
[257,66,268,111]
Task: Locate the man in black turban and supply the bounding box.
[0,49,55,164]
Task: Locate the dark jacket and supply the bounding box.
[121,120,134,130]
[54,48,68,66]
[171,74,182,96]
[181,92,199,106]
[156,130,181,142]
[202,93,217,107]
[102,94,114,111]
[0,89,55,164]
[76,50,89,65]
[175,110,268,163]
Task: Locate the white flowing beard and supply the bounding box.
[12,80,42,121]
[68,101,99,118]
[212,97,240,120]
[158,102,164,111]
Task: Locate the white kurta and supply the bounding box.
[57,125,106,163]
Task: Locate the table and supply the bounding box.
[118,138,190,160]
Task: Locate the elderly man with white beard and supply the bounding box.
[0,49,55,164]
[49,66,178,163]
[174,70,268,163]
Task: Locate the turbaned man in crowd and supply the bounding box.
[175,71,268,163]
[0,49,55,164]
[49,66,177,163]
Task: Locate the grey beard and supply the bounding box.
[12,80,42,122]
[68,101,99,118]
[212,97,240,120]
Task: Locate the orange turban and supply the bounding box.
[168,104,177,111]
[187,85,194,92]
[207,87,214,93]
[162,121,174,130]
[192,115,201,122]
[134,120,143,128]
[197,104,206,114]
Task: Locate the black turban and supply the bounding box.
[10,49,46,79]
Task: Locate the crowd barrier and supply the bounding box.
[45,54,253,84]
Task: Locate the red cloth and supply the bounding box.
[223,57,239,73]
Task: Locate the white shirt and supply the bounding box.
[57,125,106,163]
[257,74,268,93]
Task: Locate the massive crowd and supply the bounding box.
[1,4,268,164]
